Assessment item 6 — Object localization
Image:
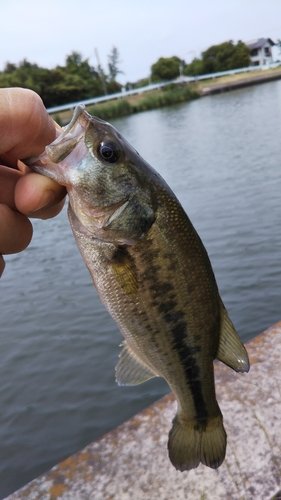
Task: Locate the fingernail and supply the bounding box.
[36,190,55,211]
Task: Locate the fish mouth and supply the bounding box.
[25,135,88,187]
[25,105,90,185]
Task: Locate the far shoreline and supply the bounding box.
[52,66,281,125]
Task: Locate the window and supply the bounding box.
[264,46,271,56]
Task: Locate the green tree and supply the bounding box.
[183,58,205,76]
[202,40,250,73]
[44,52,105,106]
[3,62,17,73]
[228,41,251,69]
[43,67,104,107]
[65,51,84,69]
[0,59,52,99]
[108,46,123,81]
[151,56,183,82]
[184,41,250,77]
[65,51,100,80]
[105,47,123,94]
[0,52,107,107]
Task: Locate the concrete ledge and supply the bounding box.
[201,71,281,95]
[5,322,281,500]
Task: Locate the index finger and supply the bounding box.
[0,88,57,166]
[0,164,22,209]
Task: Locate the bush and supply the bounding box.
[85,85,198,121]
[151,56,183,82]
[133,85,198,112]
[89,99,132,120]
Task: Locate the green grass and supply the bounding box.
[88,84,199,120]
[89,98,132,121]
[136,84,198,110]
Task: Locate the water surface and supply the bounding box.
[1,80,281,497]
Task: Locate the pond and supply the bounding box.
[1,79,281,497]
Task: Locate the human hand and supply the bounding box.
[0,88,66,276]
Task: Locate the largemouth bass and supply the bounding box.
[27,105,249,471]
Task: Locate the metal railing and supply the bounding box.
[46,61,281,115]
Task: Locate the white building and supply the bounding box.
[245,38,275,66]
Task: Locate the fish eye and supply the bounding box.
[97,141,120,164]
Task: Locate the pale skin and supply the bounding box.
[0,87,66,276]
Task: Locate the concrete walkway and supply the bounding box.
[5,323,281,500]
[201,71,281,95]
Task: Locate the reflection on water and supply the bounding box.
[1,80,281,497]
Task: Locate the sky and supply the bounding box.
[2,0,281,84]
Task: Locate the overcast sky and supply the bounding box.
[2,0,281,84]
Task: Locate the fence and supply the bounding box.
[46,61,281,115]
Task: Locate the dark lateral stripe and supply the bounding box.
[144,259,209,421]
[170,320,209,421]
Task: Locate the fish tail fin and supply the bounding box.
[168,413,226,471]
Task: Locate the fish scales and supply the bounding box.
[68,192,225,470]
[27,105,249,472]
[69,188,221,420]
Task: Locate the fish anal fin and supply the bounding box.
[116,341,158,385]
[216,300,250,373]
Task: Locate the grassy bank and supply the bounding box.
[52,66,281,125]
[197,64,281,90]
[53,84,199,125]
[87,84,199,121]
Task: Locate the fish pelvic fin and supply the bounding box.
[116,340,158,385]
[216,300,250,373]
[168,413,226,471]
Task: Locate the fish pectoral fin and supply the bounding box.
[110,248,139,298]
[116,341,158,385]
[216,300,250,373]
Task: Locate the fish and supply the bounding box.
[27,104,249,472]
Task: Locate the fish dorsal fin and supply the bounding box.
[116,341,158,386]
[216,300,250,373]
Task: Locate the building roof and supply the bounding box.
[245,38,275,50]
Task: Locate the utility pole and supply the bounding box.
[94,48,108,95]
